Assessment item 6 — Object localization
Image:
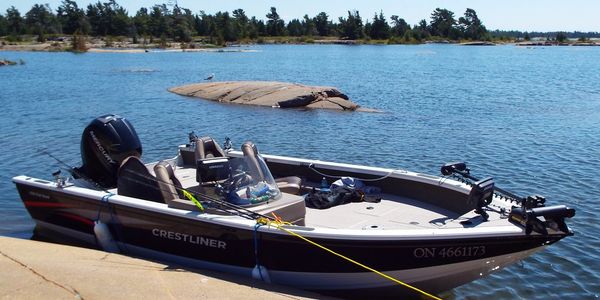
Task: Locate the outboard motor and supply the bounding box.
[78,114,142,188]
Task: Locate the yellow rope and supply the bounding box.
[182,190,204,212]
[256,217,441,300]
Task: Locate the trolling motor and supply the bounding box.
[442,162,495,221]
[441,161,576,234]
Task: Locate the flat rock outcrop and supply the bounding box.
[0,59,17,66]
[169,81,373,111]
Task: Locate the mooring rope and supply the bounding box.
[255,216,442,300]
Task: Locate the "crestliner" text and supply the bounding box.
[152,228,226,249]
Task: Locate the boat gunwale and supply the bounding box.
[228,150,473,195]
[13,174,548,241]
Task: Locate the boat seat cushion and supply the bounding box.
[195,136,225,160]
[241,142,265,182]
[154,161,184,203]
[117,156,164,203]
[275,176,302,195]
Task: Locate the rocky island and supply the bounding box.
[169,81,375,112]
[0,59,17,66]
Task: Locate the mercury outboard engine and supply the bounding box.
[78,114,142,188]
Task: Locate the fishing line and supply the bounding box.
[119,168,274,221]
[308,162,396,182]
[41,149,126,251]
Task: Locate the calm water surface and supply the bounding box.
[1,44,599,299]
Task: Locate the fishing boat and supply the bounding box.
[13,114,575,298]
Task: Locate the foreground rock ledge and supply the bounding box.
[0,236,330,299]
[169,81,375,112]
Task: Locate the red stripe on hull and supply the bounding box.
[23,201,71,208]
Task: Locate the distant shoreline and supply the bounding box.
[1,36,598,53]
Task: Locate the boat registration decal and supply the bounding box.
[152,228,226,249]
[28,191,50,200]
[413,246,486,258]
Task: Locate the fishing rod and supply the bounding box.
[118,168,275,221]
[41,149,128,252]
[41,149,275,221]
[40,149,112,193]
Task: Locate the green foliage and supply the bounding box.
[429,8,455,38]
[173,7,192,43]
[26,4,60,36]
[266,7,285,36]
[86,0,130,36]
[338,10,364,39]
[0,14,7,36]
[252,17,267,37]
[133,7,150,36]
[368,11,390,39]
[300,36,314,43]
[57,0,88,34]
[214,11,236,42]
[6,6,25,35]
[413,19,431,41]
[390,15,410,37]
[232,9,249,39]
[6,34,22,42]
[36,28,45,42]
[12,2,596,46]
[70,29,87,51]
[556,32,567,43]
[458,8,486,40]
[314,12,329,36]
[301,15,316,36]
[172,6,193,42]
[409,20,430,41]
[287,19,303,36]
[159,33,167,48]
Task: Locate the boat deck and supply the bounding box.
[305,194,458,230]
[162,164,462,230]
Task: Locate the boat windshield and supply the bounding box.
[214,155,281,206]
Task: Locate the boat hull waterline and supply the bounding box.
[15,174,566,295]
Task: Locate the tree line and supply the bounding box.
[0,1,597,44]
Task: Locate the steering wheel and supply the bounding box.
[220,171,252,194]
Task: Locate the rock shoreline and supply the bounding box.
[169,81,377,112]
[0,236,328,299]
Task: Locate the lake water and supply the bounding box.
[1,44,599,299]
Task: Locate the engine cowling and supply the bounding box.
[79,114,142,188]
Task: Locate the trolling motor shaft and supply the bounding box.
[441,162,522,201]
[441,161,576,234]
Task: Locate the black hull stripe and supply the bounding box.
[29,221,546,296]
[16,182,567,274]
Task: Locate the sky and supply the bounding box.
[2,0,599,32]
